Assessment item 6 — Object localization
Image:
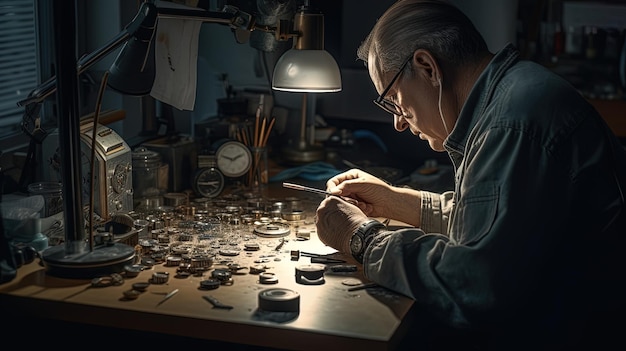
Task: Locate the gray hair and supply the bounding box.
[357,0,489,79]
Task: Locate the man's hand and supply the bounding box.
[315,196,369,253]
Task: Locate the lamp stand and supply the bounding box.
[281,93,325,164]
[40,0,135,279]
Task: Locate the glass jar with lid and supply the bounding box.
[131,147,169,209]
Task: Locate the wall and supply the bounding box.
[192,0,521,172]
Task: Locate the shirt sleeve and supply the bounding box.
[363,127,569,330]
[419,190,454,235]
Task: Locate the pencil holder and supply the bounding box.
[250,146,269,190]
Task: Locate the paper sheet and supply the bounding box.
[150,17,202,111]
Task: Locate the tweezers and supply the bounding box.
[156,288,179,306]
[300,251,346,263]
[283,182,331,196]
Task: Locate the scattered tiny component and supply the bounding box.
[281,210,305,222]
[253,222,291,237]
[123,264,143,278]
[174,271,191,279]
[295,230,310,240]
[90,273,125,288]
[156,288,179,306]
[290,250,300,261]
[132,282,150,292]
[295,251,346,264]
[63,273,125,300]
[211,268,234,285]
[341,278,363,286]
[259,272,279,284]
[165,255,182,267]
[227,263,247,274]
[274,238,286,251]
[203,295,234,309]
[347,282,379,292]
[141,257,156,267]
[249,265,266,274]
[150,271,170,284]
[122,289,142,300]
[199,278,221,290]
[244,242,260,251]
[219,249,240,256]
[329,264,358,273]
[211,268,232,280]
[310,256,346,264]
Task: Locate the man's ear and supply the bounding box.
[413,49,440,86]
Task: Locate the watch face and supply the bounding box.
[193,167,225,198]
[215,140,252,178]
[350,234,364,256]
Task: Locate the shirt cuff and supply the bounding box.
[420,190,452,235]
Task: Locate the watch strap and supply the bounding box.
[352,219,386,263]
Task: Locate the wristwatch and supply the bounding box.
[350,219,386,264]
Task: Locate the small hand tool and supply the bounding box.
[203,295,234,309]
[297,251,346,263]
[156,288,179,306]
[283,182,358,205]
[283,182,331,196]
[347,282,379,292]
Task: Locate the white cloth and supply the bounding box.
[150,17,202,111]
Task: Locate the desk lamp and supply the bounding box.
[272,1,342,164]
[17,0,340,278]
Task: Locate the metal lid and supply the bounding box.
[132,147,161,167]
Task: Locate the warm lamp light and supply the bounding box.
[271,4,341,92]
[271,3,341,164]
[272,49,341,92]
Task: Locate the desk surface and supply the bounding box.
[0,185,416,350]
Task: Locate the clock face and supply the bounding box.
[350,234,363,255]
[215,140,252,178]
[193,167,225,198]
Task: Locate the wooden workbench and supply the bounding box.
[0,187,418,350]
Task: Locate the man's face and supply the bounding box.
[369,56,448,152]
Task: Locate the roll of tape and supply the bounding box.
[295,264,325,285]
[258,288,300,312]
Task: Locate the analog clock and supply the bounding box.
[215,140,252,178]
[192,167,225,198]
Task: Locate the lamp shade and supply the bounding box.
[272,48,341,92]
[107,37,156,96]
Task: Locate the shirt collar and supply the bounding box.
[444,43,520,157]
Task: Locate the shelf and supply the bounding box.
[588,98,626,137]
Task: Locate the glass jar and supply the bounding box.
[131,147,168,204]
[27,181,63,217]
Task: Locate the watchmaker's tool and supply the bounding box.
[156,288,179,306]
[282,182,331,196]
[203,295,234,309]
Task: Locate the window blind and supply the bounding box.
[0,0,37,135]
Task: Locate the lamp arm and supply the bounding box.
[17,31,134,109]
[17,1,159,108]
[17,3,270,109]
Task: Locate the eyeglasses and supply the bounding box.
[373,56,412,116]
